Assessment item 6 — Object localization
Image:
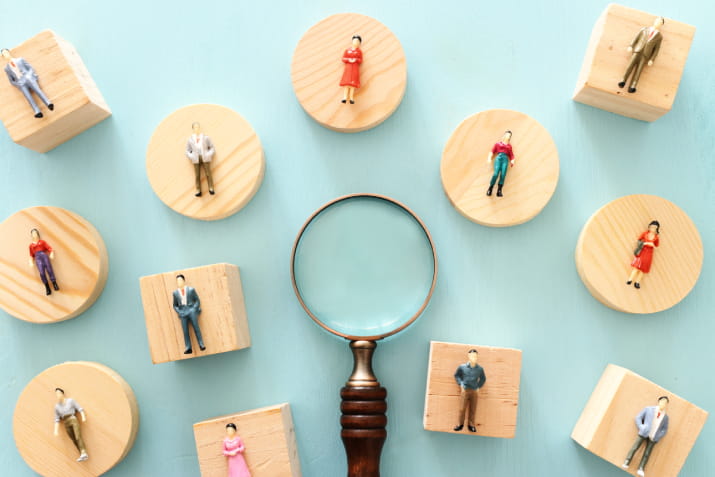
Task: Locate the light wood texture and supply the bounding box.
[145,104,265,221]
[575,194,702,314]
[139,263,251,364]
[13,361,140,477]
[441,109,559,227]
[423,341,522,438]
[193,403,302,477]
[571,364,708,477]
[0,30,111,152]
[573,4,695,122]
[291,13,407,133]
[0,206,109,323]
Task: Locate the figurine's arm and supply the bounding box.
[185,140,194,160]
[478,369,486,389]
[205,136,215,160]
[486,152,493,164]
[634,407,647,433]
[628,29,645,52]
[191,289,201,312]
[4,68,19,86]
[649,38,662,65]
[509,148,515,167]
[80,410,87,422]
[53,421,60,436]
[342,50,350,63]
[355,50,363,64]
[45,241,55,260]
[222,440,234,456]
[454,367,465,389]
[172,292,181,314]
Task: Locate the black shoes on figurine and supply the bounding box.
[195,191,202,197]
[341,99,347,103]
[35,112,43,118]
[453,424,476,433]
[48,103,54,111]
[496,184,504,197]
[618,81,626,88]
[52,280,59,291]
[184,348,193,354]
[453,425,463,431]
[486,186,493,196]
[628,87,637,93]
[199,345,206,351]
[468,426,477,433]
[209,189,215,195]
[626,280,632,285]
[634,282,640,289]
[350,100,355,104]
[45,283,51,295]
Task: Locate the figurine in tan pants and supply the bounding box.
[618,17,664,93]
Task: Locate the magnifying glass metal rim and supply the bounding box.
[290,193,438,341]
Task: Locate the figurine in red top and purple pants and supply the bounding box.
[626,220,660,289]
[340,35,363,104]
[486,130,515,197]
[28,228,59,296]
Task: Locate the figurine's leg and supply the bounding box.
[489,163,500,188]
[188,313,205,350]
[638,440,656,472]
[342,86,349,103]
[194,163,202,196]
[202,161,215,194]
[64,416,82,452]
[624,435,645,466]
[467,390,478,430]
[27,80,52,108]
[627,268,638,284]
[180,315,192,352]
[456,388,469,427]
[497,156,508,186]
[19,85,42,116]
[349,87,356,103]
[35,254,50,287]
[629,57,646,92]
[619,54,639,88]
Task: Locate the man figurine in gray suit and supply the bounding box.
[453,348,486,433]
[1,48,54,118]
[618,16,664,94]
[172,274,206,354]
[623,396,670,477]
[185,121,216,197]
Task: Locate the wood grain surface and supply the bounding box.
[145,104,265,221]
[0,206,109,323]
[291,13,406,132]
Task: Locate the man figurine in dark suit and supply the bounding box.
[623,396,670,477]
[453,348,486,433]
[618,16,664,94]
[172,274,206,354]
[2,48,54,118]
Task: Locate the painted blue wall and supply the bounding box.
[0,0,712,475]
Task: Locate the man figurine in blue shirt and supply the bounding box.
[623,396,670,477]
[453,348,486,433]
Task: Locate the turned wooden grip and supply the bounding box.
[340,386,387,477]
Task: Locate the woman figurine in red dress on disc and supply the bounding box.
[222,423,251,477]
[626,220,660,289]
[340,35,363,104]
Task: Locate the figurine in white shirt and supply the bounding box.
[53,387,89,462]
[185,122,216,197]
[2,48,54,118]
[623,396,670,477]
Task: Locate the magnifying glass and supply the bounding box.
[291,193,437,477]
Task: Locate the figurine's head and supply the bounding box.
[0,48,10,60]
[176,274,186,288]
[55,387,65,402]
[467,348,479,366]
[648,220,660,234]
[653,17,665,29]
[502,130,512,144]
[226,422,237,437]
[192,122,201,134]
[30,228,40,241]
[657,395,669,410]
[351,35,362,48]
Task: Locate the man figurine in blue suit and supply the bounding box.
[453,348,486,433]
[172,274,206,354]
[623,396,670,477]
[2,48,54,118]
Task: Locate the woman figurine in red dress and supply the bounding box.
[340,35,363,104]
[626,220,660,289]
[28,228,59,296]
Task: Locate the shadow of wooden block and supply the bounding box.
[193,403,302,477]
[572,364,708,477]
[139,263,251,364]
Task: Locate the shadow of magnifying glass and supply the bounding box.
[291,193,438,477]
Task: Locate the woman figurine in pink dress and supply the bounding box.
[626,220,660,289]
[223,423,251,477]
[340,35,363,104]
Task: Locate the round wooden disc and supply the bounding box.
[13,361,140,477]
[291,13,407,133]
[576,195,703,314]
[441,109,560,227]
[146,104,265,221]
[0,206,109,323]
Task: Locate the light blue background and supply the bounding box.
[0,0,712,476]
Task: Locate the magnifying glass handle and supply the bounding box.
[341,341,387,477]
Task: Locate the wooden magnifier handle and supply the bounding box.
[341,340,387,477]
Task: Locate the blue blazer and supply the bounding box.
[635,406,669,443]
[172,286,201,320]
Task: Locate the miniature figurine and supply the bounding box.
[223,423,251,477]
[53,387,89,462]
[486,130,515,197]
[626,220,660,289]
[28,228,59,296]
[185,122,216,197]
[172,274,206,354]
[2,48,54,118]
[453,349,486,433]
[618,17,665,94]
[339,35,363,104]
[623,396,670,477]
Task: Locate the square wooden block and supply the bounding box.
[423,341,522,438]
[572,364,708,477]
[0,30,111,152]
[573,4,695,121]
[193,403,302,477]
[139,263,251,364]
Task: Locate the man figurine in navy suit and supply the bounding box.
[2,48,54,118]
[172,274,206,354]
[623,396,670,477]
[453,348,486,433]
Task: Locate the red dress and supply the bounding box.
[340,48,363,88]
[631,231,659,273]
